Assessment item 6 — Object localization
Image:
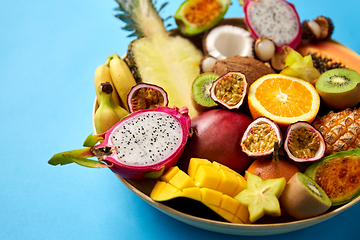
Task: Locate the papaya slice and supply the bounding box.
[305,149,360,206]
[296,40,360,74]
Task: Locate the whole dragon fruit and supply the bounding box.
[242,0,302,50]
[48,106,191,180]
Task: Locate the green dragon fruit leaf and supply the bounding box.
[48,148,109,168]
[83,133,104,147]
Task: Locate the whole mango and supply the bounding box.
[178,109,254,174]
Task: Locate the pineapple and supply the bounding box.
[115,0,203,118]
[312,108,360,155]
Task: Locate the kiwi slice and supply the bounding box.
[280,172,331,220]
[192,73,219,110]
[315,68,360,109]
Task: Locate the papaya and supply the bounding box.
[296,40,360,74]
[305,149,360,206]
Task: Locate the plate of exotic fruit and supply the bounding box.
[48,0,360,236]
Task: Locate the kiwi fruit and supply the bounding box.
[280,172,331,220]
[315,68,360,109]
[192,73,219,111]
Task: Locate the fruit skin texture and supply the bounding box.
[177,109,254,174]
[296,40,360,74]
[174,0,231,36]
[312,108,360,156]
[305,149,360,206]
[49,106,191,180]
[280,172,331,220]
[242,0,302,50]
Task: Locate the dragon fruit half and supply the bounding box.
[242,0,302,50]
[48,106,191,180]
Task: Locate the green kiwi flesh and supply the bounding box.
[280,172,331,220]
[315,68,360,109]
[192,73,219,109]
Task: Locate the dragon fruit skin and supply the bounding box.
[48,106,191,180]
[93,106,191,180]
[243,0,302,51]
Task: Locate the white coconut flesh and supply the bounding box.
[205,25,254,60]
[110,112,183,166]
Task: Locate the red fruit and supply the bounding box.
[246,141,300,182]
[177,109,254,173]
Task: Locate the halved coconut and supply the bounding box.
[240,116,282,158]
[203,24,254,60]
[284,121,326,162]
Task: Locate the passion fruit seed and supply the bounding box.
[288,127,320,158]
[243,123,278,153]
[214,73,245,106]
[132,88,165,111]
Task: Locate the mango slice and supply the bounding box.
[150,158,250,223]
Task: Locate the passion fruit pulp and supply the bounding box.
[284,121,326,162]
[127,83,168,113]
[241,117,282,158]
[210,71,248,110]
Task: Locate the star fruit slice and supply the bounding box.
[280,49,321,84]
[235,171,286,223]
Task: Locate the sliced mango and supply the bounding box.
[150,158,250,224]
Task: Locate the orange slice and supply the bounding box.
[248,74,320,130]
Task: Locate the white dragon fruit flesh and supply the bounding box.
[48,106,191,180]
[243,0,302,50]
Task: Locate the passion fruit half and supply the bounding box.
[240,117,282,158]
[284,121,326,162]
[210,71,247,110]
[127,83,168,113]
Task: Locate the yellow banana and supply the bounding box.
[94,82,129,134]
[94,56,122,107]
[109,53,137,112]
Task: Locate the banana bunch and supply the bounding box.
[94,53,137,134]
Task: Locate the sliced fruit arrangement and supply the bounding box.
[150,158,250,223]
[191,73,219,111]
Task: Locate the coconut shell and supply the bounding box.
[213,56,275,86]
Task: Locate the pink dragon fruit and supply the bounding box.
[48,106,191,180]
[242,0,302,50]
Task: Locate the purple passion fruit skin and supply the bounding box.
[284,121,326,162]
[240,117,282,158]
[210,71,248,110]
[127,83,168,113]
[305,148,360,206]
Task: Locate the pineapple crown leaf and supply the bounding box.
[114,0,172,38]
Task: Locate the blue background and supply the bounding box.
[1,0,360,239]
